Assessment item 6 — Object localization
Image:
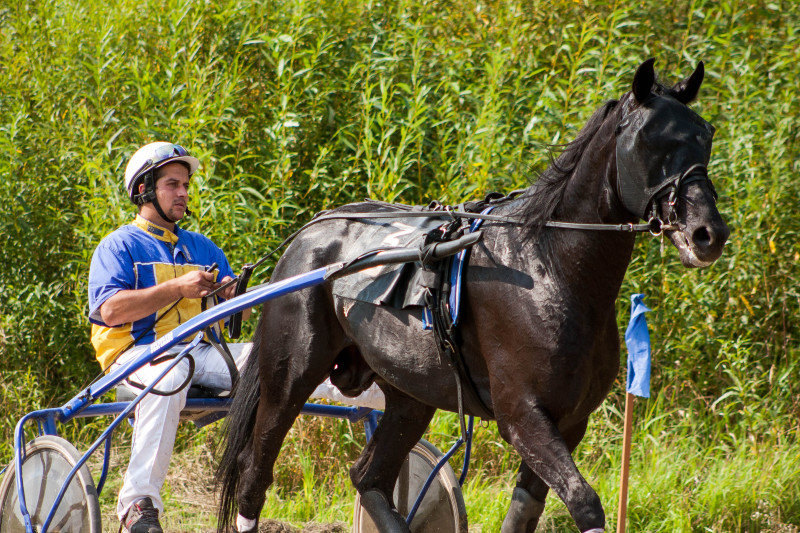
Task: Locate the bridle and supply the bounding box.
[613,91,718,236]
[642,162,717,236]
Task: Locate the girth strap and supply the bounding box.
[424,219,494,423]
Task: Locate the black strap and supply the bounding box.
[375,192,651,234]
[227,263,254,339]
[424,222,494,423]
[200,278,240,390]
[204,325,239,392]
[311,209,517,225]
[123,353,196,396]
[308,200,654,232]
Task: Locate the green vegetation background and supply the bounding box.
[1,0,799,530]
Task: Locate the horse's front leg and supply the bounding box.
[501,419,590,533]
[497,401,605,533]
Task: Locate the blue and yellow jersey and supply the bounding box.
[88,215,234,370]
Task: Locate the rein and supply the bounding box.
[210,198,676,301]
[207,188,686,340]
[306,209,660,233]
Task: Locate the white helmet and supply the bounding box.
[124,142,200,203]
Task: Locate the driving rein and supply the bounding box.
[292,164,718,238]
[215,165,717,327]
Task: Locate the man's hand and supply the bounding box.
[98,268,254,327]
[172,270,221,299]
[99,268,221,326]
[218,276,238,300]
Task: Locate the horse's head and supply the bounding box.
[615,58,729,267]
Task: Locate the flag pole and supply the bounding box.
[616,391,635,533]
[618,293,651,533]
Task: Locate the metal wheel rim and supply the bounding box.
[0,435,101,533]
[353,439,468,533]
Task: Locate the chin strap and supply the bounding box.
[133,171,191,223]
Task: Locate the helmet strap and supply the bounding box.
[133,171,157,205]
[133,171,191,224]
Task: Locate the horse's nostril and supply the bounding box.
[692,226,711,247]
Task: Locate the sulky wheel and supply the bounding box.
[353,439,468,533]
[0,435,101,533]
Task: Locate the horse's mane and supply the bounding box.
[517,99,620,239]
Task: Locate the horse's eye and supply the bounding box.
[615,124,625,135]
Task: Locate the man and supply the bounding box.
[88,142,251,533]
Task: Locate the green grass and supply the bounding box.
[80,384,800,531]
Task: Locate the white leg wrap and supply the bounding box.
[583,529,605,533]
[237,514,257,532]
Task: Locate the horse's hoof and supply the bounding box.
[501,487,545,533]
[359,489,410,532]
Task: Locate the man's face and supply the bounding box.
[145,162,191,222]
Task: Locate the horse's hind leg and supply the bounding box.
[234,289,345,531]
[501,420,589,533]
[351,386,436,532]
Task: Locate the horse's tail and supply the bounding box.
[216,334,262,532]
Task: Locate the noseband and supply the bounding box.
[643,163,717,236]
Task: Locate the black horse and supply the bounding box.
[216,59,729,532]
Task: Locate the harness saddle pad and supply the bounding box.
[330,215,447,309]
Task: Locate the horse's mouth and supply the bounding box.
[667,226,723,268]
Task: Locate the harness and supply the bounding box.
[421,205,497,424]
[211,184,708,422]
[190,160,717,426]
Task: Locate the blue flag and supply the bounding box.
[625,293,652,398]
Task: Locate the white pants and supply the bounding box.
[113,341,251,519]
[309,380,385,410]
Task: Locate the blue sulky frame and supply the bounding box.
[7,260,475,533]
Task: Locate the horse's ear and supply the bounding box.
[671,61,704,104]
[632,58,656,103]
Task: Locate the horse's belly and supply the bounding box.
[335,298,470,412]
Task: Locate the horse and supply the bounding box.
[216,58,729,533]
